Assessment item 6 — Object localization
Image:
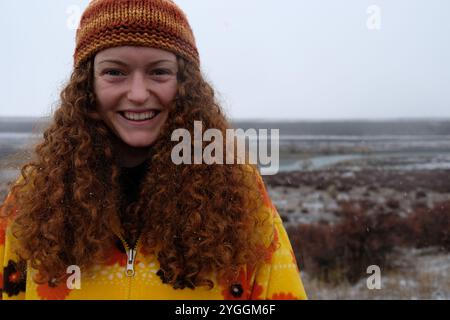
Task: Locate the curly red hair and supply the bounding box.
[1,56,273,290]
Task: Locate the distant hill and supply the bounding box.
[2,117,450,136]
[233,120,450,136]
[0,117,50,133]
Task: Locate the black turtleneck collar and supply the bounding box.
[118,159,150,205]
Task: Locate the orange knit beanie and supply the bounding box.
[73,0,199,68]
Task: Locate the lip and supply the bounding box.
[120,109,162,114]
[117,110,162,127]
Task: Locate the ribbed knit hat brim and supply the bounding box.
[74,0,199,67]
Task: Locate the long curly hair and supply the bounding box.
[1,55,273,290]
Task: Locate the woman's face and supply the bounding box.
[93,46,178,148]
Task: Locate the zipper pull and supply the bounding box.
[126,248,136,277]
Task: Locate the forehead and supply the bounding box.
[94,46,177,65]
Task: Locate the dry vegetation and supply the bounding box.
[286,200,450,299]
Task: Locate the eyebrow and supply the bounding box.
[97,59,176,67]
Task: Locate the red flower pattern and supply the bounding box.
[103,240,141,267]
[219,265,263,300]
[103,245,128,267]
[270,292,298,300]
[0,221,5,247]
[36,278,71,300]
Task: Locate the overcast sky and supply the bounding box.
[0,0,449,120]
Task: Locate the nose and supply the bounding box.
[126,72,151,105]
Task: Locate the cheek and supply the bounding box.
[94,83,119,112]
[158,82,178,106]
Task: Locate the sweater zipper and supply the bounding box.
[126,246,137,277]
[114,231,141,299]
[114,232,141,275]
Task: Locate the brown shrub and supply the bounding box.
[407,201,450,251]
[386,199,400,210]
[287,199,450,285]
[288,201,404,284]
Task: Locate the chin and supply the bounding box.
[124,139,156,148]
[114,127,161,148]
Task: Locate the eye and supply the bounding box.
[103,69,125,77]
[150,68,172,76]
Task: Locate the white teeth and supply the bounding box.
[123,111,157,121]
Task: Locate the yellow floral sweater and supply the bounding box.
[0,169,307,300]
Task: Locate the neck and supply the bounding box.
[112,136,152,168]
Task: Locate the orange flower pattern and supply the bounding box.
[270,292,299,300]
[36,278,71,300]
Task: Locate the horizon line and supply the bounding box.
[2,115,450,122]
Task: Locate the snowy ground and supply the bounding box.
[302,247,450,300]
[264,154,450,300]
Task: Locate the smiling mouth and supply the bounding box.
[118,110,161,122]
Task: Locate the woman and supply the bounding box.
[0,0,307,300]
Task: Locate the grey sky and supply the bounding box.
[0,0,449,120]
